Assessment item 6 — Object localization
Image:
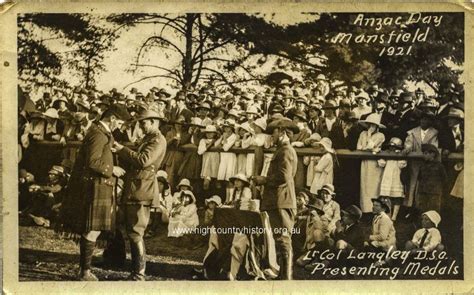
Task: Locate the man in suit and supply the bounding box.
[360,92,398,140]
[114,110,167,281]
[395,91,418,140]
[253,118,299,280]
[169,91,194,123]
[60,105,131,281]
[315,100,345,149]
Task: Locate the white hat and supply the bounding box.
[43,108,59,119]
[203,125,218,133]
[304,133,322,146]
[177,178,193,191]
[316,137,335,153]
[237,122,253,134]
[253,117,267,131]
[359,113,386,129]
[228,109,241,118]
[229,173,250,186]
[423,210,441,227]
[205,195,222,207]
[246,105,259,115]
[180,190,196,203]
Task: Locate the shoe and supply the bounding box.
[129,240,146,281]
[79,270,98,281]
[78,237,97,281]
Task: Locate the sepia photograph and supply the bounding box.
[1,2,470,291]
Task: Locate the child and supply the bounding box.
[378,137,407,221]
[416,144,447,213]
[318,184,340,235]
[366,196,396,252]
[146,170,170,237]
[167,190,199,238]
[303,133,322,188]
[234,122,253,175]
[247,118,271,178]
[198,125,220,191]
[23,165,66,227]
[309,137,335,194]
[215,119,238,202]
[203,195,222,227]
[228,173,252,209]
[405,210,444,253]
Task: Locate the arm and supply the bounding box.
[423,230,442,252]
[377,159,387,168]
[356,132,364,150]
[118,138,165,169]
[266,148,296,187]
[314,154,330,173]
[222,134,237,151]
[197,139,208,155]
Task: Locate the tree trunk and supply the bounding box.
[182,14,196,89]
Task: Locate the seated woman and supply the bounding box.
[167,190,199,238]
[405,210,444,253]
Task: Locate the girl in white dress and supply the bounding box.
[198,125,220,191]
[216,119,238,201]
[167,190,199,238]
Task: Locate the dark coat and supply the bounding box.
[260,141,298,210]
[315,118,345,149]
[416,161,447,213]
[333,222,364,251]
[61,122,116,234]
[118,130,167,204]
[395,109,419,140]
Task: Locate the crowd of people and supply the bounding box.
[17,74,464,280]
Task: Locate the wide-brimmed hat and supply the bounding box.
[340,111,358,122]
[197,102,212,111]
[237,122,253,134]
[304,133,322,146]
[205,195,222,207]
[229,173,250,186]
[52,97,68,108]
[48,165,65,176]
[135,110,164,122]
[318,183,336,196]
[43,108,59,119]
[308,103,323,114]
[316,137,335,153]
[341,205,363,221]
[445,107,464,120]
[156,170,169,190]
[388,137,403,149]
[76,99,90,110]
[315,74,327,81]
[202,125,218,133]
[422,210,441,228]
[188,117,205,128]
[321,99,338,110]
[419,110,436,120]
[270,104,284,114]
[295,97,309,106]
[371,196,392,213]
[339,98,353,107]
[419,98,439,110]
[293,110,308,121]
[106,104,132,121]
[252,117,267,131]
[358,113,386,129]
[400,91,414,103]
[245,105,259,115]
[71,112,89,125]
[180,190,196,203]
[227,109,241,119]
[222,119,236,128]
[297,189,314,202]
[266,118,300,134]
[306,197,325,215]
[177,178,193,191]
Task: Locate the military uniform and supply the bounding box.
[258,139,298,280]
[117,129,166,280]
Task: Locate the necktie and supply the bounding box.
[419,229,429,248]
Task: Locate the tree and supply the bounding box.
[18,13,119,91]
[107,13,265,91]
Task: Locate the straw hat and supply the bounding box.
[304,133,322,146]
[237,122,253,134]
[306,198,325,215]
[134,110,165,122]
[202,125,218,133]
[228,109,241,119]
[222,119,236,128]
[48,165,65,176]
[318,183,336,196]
[253,117,267,131]
[245,105,259,115]
[43,108,59,119]
[358,113,386,129]
[205,195,222,207]
[266,118,300,134]
[316,74,327,81]
[177,178,193,191]
[321,99,339,110]
[229,173,250,186]
[189,117,205,128]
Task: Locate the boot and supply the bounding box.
[279,252,293,280]
[128,240,146,281]
[79,237,98,281]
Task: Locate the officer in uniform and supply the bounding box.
[113,110,167,281]
[252,118,299,280]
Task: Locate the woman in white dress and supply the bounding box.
[357,113,386,213]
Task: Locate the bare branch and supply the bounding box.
[122,74,182,90]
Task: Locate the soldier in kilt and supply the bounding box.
[59,105,131,281]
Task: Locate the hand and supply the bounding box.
[114,142,124,152]
[51,134,61,141]
[113,166,125,177]
[76,134,84,141]
[59,137,67,146]
[402,149,410,156]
